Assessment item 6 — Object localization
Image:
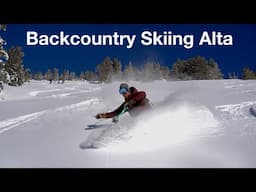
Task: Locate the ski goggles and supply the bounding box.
[119,87,128,95]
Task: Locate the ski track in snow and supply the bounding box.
[28,87,102,98]
[216,101,256,120]
[54,98,100,112]
[224,84,250,89]
[0,111,47,134]
[0,98,100,134]
[28,89,61,96]
[46,88,102,98]
[219,80,256,120]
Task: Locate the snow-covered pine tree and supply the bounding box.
[141,61,163,81]
[61,69,70,84]
[112,57,123,81]
[160,66,170,80]
[45,69,53,83]
[69,72,76,80]
[96,56,114,82]
[84,70,97,82]
[5,46,25,86]
[53,68,59,83]
[171,56,224,80]
[0,24,9,92]
[242,67,256,79]
[34,72,44,80]
[207,58,223,79]
[79,71,85,81]
[171,58,189,80]
[24,68,32,82]
[228,72,239,79]
[123,61,136,81]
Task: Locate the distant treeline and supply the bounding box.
[33,56,225,83]
[31,56,256,82]
[1,46,256,93]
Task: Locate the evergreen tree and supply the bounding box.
[0,24,9,92]
[141,62,163,81]
[160,66,170,80]
[69,72,76,80]
[123,61,135,81]
[5,46,25,86]
[62,69,69,83]
[152,62,162,80]
[113,57,122,74]
[79,71,85,81]
[228,72,239,79]
[84,70,97,81]
[45,69,53,83]
[186,56,209,79]
[171,56,223,80]
[96,56,114,82]
[133,66,142,81]
[53,68,59,82]
[207,59,223,79]
[242,67,256,79]
[24,68,32,82]
[112,57,123,81]
[171,58,189,80]
[142,62,154,81]
[34,72,43,80]
[0,24,7,31]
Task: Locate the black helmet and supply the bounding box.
[119,83,129,94]
[119,83,129,90]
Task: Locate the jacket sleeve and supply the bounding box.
[104,102,126,118]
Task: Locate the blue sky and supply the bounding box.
[2,24,256,78]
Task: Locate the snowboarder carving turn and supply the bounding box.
[95,83,152,122]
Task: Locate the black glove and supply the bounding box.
[112,116,119,123]
[124,99,136,110]
[95,113,106,119]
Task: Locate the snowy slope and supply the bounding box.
[0,79,256,168]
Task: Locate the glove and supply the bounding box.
[124,99,136,110]
[95,113,106,119]
[112,116,119,123]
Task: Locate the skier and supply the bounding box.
[95,83,152,122]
